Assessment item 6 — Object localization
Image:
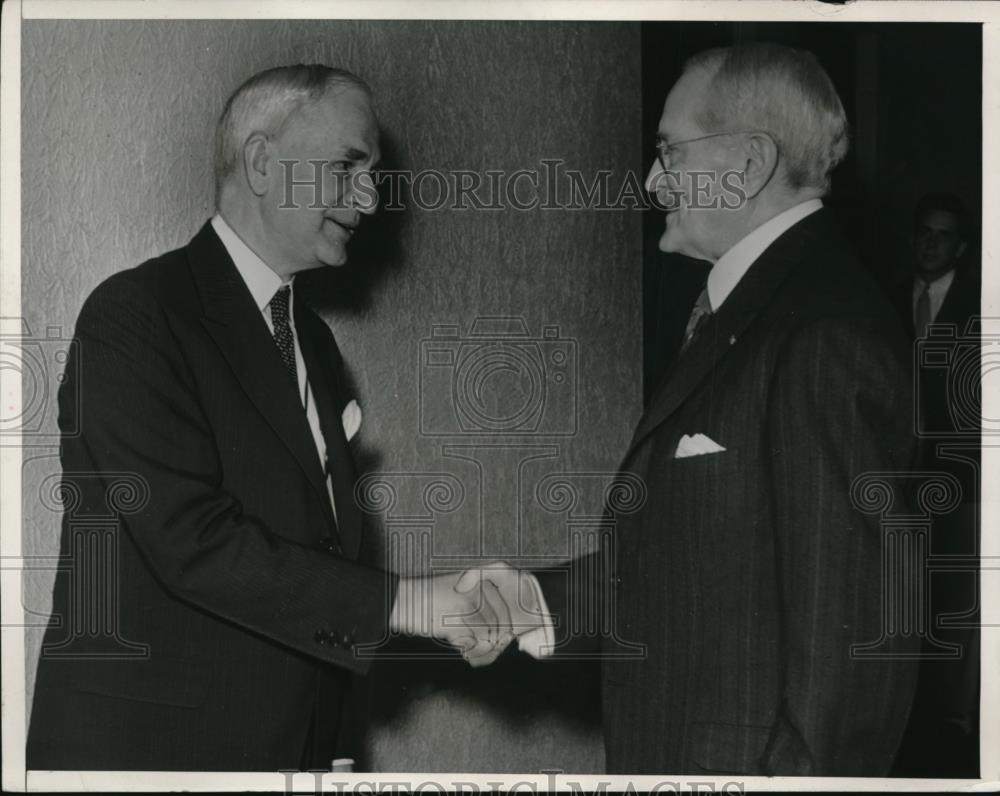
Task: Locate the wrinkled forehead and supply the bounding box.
[658,67,713,139]
[280,87,381,162]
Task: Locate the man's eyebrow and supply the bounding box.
[332,146,380,169]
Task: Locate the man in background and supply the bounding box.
[895,192,978,343]
[890,191,980,777]
[27,65,519,772]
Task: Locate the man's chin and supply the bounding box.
[658,214,706,260]
[658,220,682,254]
[316,243,349,268]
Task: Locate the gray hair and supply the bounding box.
[213,64,370,203]
[684,43,849,193]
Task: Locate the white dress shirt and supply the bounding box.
[911,268,955,325]
[211,214,338,519]
[706,198,824,311]
[213,214,551,656]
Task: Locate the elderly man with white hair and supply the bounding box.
[27,64,523,772]
[524,42,920,776]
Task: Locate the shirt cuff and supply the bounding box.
[515,572,556,658]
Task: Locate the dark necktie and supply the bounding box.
[270,285,298,382]
[681,287,713,352]
[914,279,932,338]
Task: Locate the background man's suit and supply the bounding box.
[540,208,919,775]
[28,221,396,771]
[889,263,981,777]
[891,263,980,436]
[891,263,979,345]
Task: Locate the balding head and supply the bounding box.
[214,64,371,205]
[213,64,380,278]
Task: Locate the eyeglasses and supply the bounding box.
[654,130,767,170]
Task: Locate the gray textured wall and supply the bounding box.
[21,19,642,772]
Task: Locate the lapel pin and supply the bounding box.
[729,335,737,345]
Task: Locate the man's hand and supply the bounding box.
[473,561,550,637]
[389,561,548,667]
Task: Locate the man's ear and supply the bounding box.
[242,132,272,197]
[957,240,968,261]
[741,131,779,200]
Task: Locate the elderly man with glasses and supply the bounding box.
[513,42,920,777]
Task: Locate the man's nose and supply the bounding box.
[350,171,379,216]
[645,160,665,194]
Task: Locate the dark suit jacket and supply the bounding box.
[887,262,980,777]
[891,264,980,341]
[28,221,397,771]
[539,208,919,775]
[891,265,981,439]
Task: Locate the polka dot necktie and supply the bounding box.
[270,285,298,383]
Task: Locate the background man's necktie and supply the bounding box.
[270,284,298,382]
[681,287,713,352]
[914,279,932,338]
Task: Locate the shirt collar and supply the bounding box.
[211,213,291,312]
[707,198,823,311]
[914,268,956,296]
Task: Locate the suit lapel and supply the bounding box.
[185,222,333,525]
[623,209,828,463]
[295,306,363,559]
[936,269,973,328]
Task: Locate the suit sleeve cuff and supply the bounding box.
[516,572,556,658]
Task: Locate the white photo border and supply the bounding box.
[2,0,996,791]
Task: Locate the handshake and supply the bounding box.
[389,562,552,667]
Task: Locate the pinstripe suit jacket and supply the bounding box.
[541,208,919,775]
[28,221,396,770]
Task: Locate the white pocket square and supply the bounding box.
[675,433,726,458]
[342,399,362,442]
